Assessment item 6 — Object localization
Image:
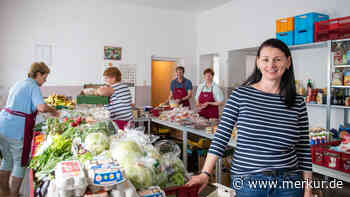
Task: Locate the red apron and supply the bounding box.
[198,87,219,119]
[173,84,190,108]
[4,108,38,167]
[113,120,129,130]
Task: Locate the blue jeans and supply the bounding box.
[231,172,304,197]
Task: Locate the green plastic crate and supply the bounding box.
[76,95,109,104]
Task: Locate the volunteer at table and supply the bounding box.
[169,66,193,108]
[98,67,133,130]
[195,68,224,119]
[186,39,312,197]
[0,62,58,197]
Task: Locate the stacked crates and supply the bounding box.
[276,12,329,46]
[294,12,329,44]
[276,17,294,46]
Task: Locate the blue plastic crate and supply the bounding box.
[294,12,329,44]
[276,31,294,46]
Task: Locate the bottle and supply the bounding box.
[306,79,313,96]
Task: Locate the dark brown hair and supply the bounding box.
[103,67,122,82]
[176,66,185,72]
[242,38,296,107]
[28,62,50,78]
[203,68,214,76]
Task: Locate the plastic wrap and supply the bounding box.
[86,160,126,192]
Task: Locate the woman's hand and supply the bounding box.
[97,86,114,96]
[304,188,313,197]
[185,173,209,193]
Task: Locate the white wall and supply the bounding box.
[0,0,197,90]
[197,0,350,55]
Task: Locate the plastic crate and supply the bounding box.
[276,31,294,46]
[342,152,350,173]
[311,144,324,165]
[294,12,329,44]
[164,185,199,197]
[315,16,350,42]
[276,17,294,33]
[76,95,109,104]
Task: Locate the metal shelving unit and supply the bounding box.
[306,103,328,107]
[313,164,350,183]
[151,117,236,184]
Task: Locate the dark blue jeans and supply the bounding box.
[231,172,304,197]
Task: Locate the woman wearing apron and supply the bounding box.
[195,68,224,119]
[169,66,193,108]
[98,67,133,130]
[0,62,58,197]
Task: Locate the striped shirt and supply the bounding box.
[104,83,133,121]
[208,86,312,175]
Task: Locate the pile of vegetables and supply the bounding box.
[31,108,188,194]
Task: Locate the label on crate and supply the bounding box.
[91,164,125,186]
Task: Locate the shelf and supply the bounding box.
[330,105,350,109]
[332,38,350,43]
[312,164,350,183]
[289,41,329,51]
[331,85,350,88]
[306,103,328,107]
[334,65,350,68]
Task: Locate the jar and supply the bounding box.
[332,71,343,86]
[344,69,350,86]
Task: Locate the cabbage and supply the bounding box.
[84,133,109,155]
[124,163,153,189]
[111,141,144,166]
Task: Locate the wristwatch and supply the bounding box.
[201,171,211,178]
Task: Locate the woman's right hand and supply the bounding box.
[185,173,210,193]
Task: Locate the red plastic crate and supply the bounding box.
[164,185,199,197]
[315,16,350,42]
[323,148,342,171]
[311,144,324,165]
[342,152,350,173]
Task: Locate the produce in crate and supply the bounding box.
[30,134,73,181]
[45,93,75,108]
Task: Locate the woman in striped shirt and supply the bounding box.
[98,67,133,130]
[187,39,312,197]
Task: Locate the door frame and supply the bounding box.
[151,56,183,107]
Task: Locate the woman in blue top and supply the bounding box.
[187,39,312,197]
[0,62,58,197]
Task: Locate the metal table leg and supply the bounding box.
[216,158,222,184]
[148,118,151,135]
[183,130,188,170]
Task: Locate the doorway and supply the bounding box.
[151,60,177,107]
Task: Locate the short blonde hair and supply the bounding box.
[103,67,122,82]
[28,62,50,78]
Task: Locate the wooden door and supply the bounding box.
[152,60,176,107]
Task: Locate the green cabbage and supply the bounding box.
[124,163,153,189]
[111,141,144,166]
[84,132,109,155]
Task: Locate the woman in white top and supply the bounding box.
[195,68,224,119]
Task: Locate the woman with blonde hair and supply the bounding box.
[0,62,58,197]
